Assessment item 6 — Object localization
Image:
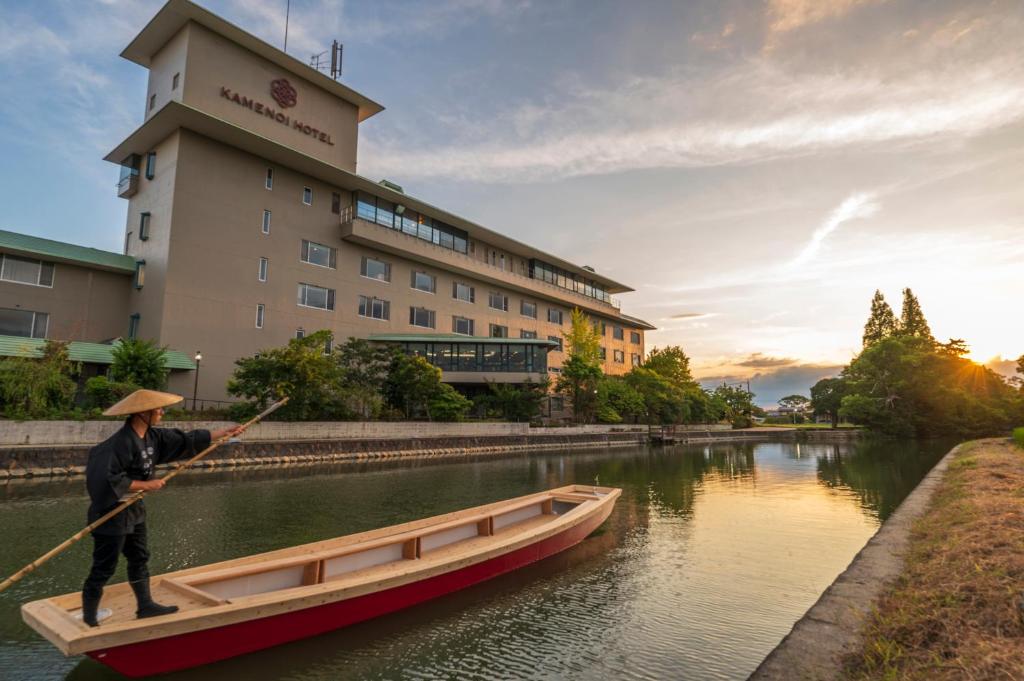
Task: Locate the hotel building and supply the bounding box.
[0,0,654,406]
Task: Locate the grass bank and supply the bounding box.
[844,437,1024,680]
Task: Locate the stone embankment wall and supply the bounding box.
[0,421,854,479]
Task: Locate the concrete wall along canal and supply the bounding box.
[0,421,838,479]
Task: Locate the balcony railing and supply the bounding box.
[340,204,622,313]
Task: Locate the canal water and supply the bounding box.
[0,439,950,680]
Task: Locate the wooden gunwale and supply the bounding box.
[22,485,618,657]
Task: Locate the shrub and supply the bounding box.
[1014,427,1024,449]
[0,341,78,419]
[428,383,472,422]
[110,339,169,389]
[84,375,139,411]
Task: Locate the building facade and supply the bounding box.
[1,0,654,405]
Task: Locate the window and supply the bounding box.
[134,260,145,289]
[631,353,642,366]
[613,326,624,341]
[0,308,48,339]
[547,308,563,325]
[295,328,305,339]
[258,257,268,282]
[297,283,335,310]
[139,212,151,241]
[548,335,563,352]
[489,324,508,338]
[358,295,390,320]
[354,191,469,254]
[488,292,508,312]
[360,256,391,282]
[0,254,54,287]
[261,209,271,234]
[324,337,333,355]
[593,320,606,335]
[409,307,436,329]
[302,187,313,205]
[520,330,537,339]
[301,240,336,268]
[172,72,179,90]
[148,93,155,111]
[599,347,607,360]
[144,152,156,180]
[411,271,436,293]
[520,300,537,318]
[265,168,274,190]
[255,303,265,328]
[631,331,641,344]
[452,282,474,302]
[550,396,564,412]
[613,349,625,363]
[453,316,474,336]
[128,313,140,340]
[331,192,342,214]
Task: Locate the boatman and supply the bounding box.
[81,389,243,627]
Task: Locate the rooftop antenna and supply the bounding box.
[309,40,343,80]
[283,0,291,52]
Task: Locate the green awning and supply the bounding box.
[369,334,558,347]
[0,336,196,369]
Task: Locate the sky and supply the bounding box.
[0,0,1022,405]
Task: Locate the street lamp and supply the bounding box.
[192,351,202,411]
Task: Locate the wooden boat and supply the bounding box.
[22,484,620,677]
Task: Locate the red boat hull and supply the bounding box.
[87,508,610,677]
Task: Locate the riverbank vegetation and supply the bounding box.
[556,309,755,426]
[843,439,1024,679]
[812,289,1023,438]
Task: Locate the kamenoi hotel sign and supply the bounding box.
[219,78,335,146]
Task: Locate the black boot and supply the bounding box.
[130,578,179,619]
[81,590,101,627]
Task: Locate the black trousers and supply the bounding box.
[82,523,150,598]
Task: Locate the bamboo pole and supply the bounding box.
[0,397,288,594]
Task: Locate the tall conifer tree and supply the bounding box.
[899,288,934,341]
[862,290,898,347]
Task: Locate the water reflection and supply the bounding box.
[0,438,951,681]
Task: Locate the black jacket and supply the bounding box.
[85,422,211,535]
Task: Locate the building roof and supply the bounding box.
[0,336,196,369]
[617,312,657,331]
[0,230,136,274]
[123,0,384,123]
[369,334,559,347]
[104,101,637,296]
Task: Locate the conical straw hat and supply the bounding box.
[103,389,183,416]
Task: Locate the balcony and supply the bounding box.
[341,208,624,318]
[117,155,140,199]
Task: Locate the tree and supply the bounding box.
[712,384,756,428]
[862,290,899,347]
[778,394,811,411]
[0,341,78,418]
[427,383,473,422]
[479,378,550,422]
[938,338,970,357]
[383,353,471,421]
[335,338,393,419]
[556,308,603,423]
[641,346,696,389]
[810,377,848,428]
[110,339,169,389]
[596,377,646,423]
[898,288,934,342]
[228,330,349,421]
[625,368,686,424]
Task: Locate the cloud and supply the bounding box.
[701,364,845,406]
[361,53,1024,183]
[766,0,885,35]
[790,192,880,266]
[736,353,798,368]
[670,312,711,319]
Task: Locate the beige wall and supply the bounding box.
[144,21,189,120]
[123,130,183,343]
[0,256,130,341]
[171,22,360,172]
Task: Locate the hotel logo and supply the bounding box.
[270,78,297,108]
